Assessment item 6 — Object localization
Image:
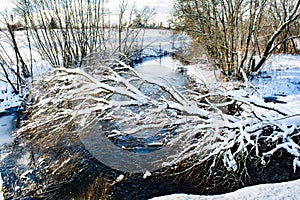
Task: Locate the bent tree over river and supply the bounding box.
[0,55,201,199]
[1,51,300,199]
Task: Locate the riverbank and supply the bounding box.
[2,54,299,199]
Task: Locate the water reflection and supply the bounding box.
[135,56,187,89]
[0,115,17,146]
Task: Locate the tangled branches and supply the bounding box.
[18,61,300,178]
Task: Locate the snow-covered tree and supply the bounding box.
[18,59,300,180]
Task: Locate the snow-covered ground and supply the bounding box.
[250,54,300,114]
[150,179,300,200]
[0,31,53,113]
[188,54,300,120]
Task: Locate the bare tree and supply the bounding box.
[112,0,156,62]
[14,0,156,68]
[173,0,300,79]
[255,0,300,72]
[15,0,109,67]
[0,12,31,94]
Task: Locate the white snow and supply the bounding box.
[0,173,3,200]
[187,63,221,87]
[148,142,164,147]
[16,152,31,167]
[52,158,71,175]
[139,29,190,52]
[14,186,20,192]
[20,169,34,180]
[0,151,10,162]
[116,174,124,182]
[0,31,53,113]
[143,170,152,179]
[0,29,299,199]
[250,54,300,112]
[150,179,300,200]
[0,59,53,113]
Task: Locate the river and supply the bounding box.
[0,54,228,200]
[135,56,187,88]
[80,55,190,173]
[0,114,17,146]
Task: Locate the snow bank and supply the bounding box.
[0,60,53,113]
[140,29,190,52]
[263,54,300,70]
[0,85,22,113]
[187,64,221,87]
[150,179,300,200]
[0,31,55,114]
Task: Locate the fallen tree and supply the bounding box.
[15,59,300,197]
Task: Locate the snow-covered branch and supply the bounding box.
[18,61,300,176]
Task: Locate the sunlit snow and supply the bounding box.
[150,179,300,200]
